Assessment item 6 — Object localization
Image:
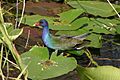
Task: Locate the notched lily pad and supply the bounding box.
[21,46,77,80]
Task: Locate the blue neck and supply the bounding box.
[42,26,51,45]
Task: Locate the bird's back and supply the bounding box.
[50,34,90,50]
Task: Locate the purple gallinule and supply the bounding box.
[35,19,90,50]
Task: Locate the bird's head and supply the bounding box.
[34,19,48,28]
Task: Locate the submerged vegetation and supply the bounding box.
[0,0,120,80]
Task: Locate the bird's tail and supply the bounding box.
[73,33,91,40]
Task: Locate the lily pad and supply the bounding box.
[51,17,89,30]
[87,18,116,34]
[77,65,120,80]
[115,25,120,34]
[56,17,117,35]
[68,1,120,17]
[59,9,84,23]
[21,46,77,80]
[21,15,55,27]
[21,15,89,30]
[87,33,102,48]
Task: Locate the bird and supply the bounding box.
[34,19,91,50]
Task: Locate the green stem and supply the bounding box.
[0,44,5,80]
[84,48,99,66]
[0,3,24,71]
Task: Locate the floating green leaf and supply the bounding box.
[68,1,120,17]
[77,65,120,80]
[68,50,85,56]
[21,46,77,80]
[21,15,89,30]
[59,9,84,23]
[115,25,120,34]
[87,18,117,34]
[56,17,117,35]
[21,15,55,27]
[87,33,102,48]
[51,17,89,30]
[56,28,89,36]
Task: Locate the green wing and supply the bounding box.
[51,35,86,50]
